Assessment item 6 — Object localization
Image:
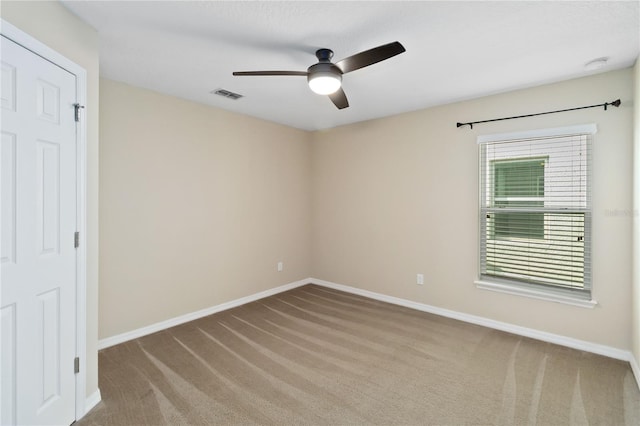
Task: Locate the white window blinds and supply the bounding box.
[478,125,594,298]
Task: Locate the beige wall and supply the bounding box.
[633,60,640,366]
[1,1,100,399]
[99,79,311,339]
[312,69,634,350]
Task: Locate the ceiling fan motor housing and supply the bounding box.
[307,62,343,80]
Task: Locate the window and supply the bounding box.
[492,158,546,239]
[478,124,594,302]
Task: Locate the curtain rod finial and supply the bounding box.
[612,99,621,107]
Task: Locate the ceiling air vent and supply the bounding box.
[211,88,243,100]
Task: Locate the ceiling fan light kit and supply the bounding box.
[308,73,342,95]
[233,41,406,109]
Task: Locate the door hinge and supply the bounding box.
[74,357,80,374]
[74,103,85,122]
[74,231,79,248]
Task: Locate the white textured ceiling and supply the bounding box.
[62,1,639,131]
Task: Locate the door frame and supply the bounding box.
[1,19,89,421]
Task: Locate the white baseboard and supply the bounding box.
[83,389,101,416]
[310,278,633,362]
[97,279,309,349]
[630,355,640,391]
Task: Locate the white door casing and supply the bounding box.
[1,27,85,425]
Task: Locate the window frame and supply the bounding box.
[475,124,597,308]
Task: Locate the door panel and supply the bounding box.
[1,304,17,425]
[36,79,61,124]
[37,288,61,412]
[1,62,16,111]
[37,140,61,256]
[1,132,17,264]
[1,35,77,425]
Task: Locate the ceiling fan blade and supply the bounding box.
[233,71,308,76]
[329,88,349,109]
[335,41,406,74]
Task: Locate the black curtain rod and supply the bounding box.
[456,99,621,129]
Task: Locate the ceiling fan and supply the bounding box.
[233,41,406,110]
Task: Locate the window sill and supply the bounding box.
[474,280,598,309]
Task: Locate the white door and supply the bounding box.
[1,35,78,425]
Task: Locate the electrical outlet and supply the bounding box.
[277,261,283,272]
[417,274,424,285]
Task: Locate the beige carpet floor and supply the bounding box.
[78,284,640,425]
